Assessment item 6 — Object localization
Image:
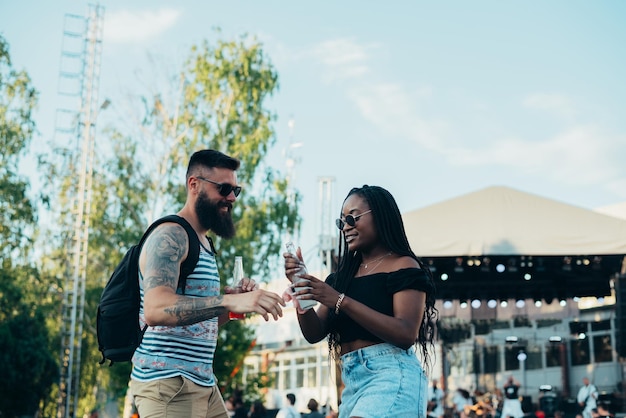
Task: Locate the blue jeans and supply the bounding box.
[339,343,427,418]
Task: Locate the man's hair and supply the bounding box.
[286,393,296,405]
[186,149,240,178]
[308,398,319,411]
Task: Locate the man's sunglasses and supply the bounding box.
[335,210,372,230]
[196,176,242,197]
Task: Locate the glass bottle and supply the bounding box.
[285,242,317,310]
[229,256,246,320]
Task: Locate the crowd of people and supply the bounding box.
[425,376,616,418]
[223,392,335,418]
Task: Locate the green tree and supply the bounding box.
[0,35,37,258]
[42,33,300,415]
[0,34,59,417]
[0,266,59,417]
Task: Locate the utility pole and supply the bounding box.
[317,177,335,276]
[284,116,304,241]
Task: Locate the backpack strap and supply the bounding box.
[138,215,202,294]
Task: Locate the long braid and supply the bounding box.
[327,185,438,373]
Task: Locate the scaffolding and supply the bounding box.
[55,4,105,418]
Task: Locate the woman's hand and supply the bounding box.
[291,274,341,309]
[283,249,305,283]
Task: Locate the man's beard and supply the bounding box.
[195,190,236,239]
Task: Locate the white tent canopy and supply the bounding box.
[402,186,626,258]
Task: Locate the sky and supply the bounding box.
[1,1,625,271]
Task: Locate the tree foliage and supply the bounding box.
[0,34,58,417]
[0,265,59,417]
[0,34,37,260]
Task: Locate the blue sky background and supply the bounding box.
[2,1,625,269]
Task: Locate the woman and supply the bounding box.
[284,185,437,418]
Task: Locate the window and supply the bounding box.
[591,320,611,332]
[484,346,499,373]
[546,344,562,368]
[504,346,522,371]
[525,345,542,370]
[448,347,464,376]
[593,335,613,363]
[307,365,317,387]
[466,348,474,373]
[570,338,590,366]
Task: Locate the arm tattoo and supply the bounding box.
[164,296,227,326]
[143,223,187,292]
[143,223,227,325]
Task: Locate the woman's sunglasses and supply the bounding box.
[196,176,242,197]
[335,210,372,230]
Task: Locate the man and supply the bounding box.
[501,376,524,418]
[428,379,445,418]
[130,149,286,418]
[577,377,598,418]
[276,393,301,418]
[303,398,324,418]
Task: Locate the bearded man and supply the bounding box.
[130,149,285,418]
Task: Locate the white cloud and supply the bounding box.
[308,38,379,82]
[445,126,622,184]
[522,92,578,120]
[347,83,446,150]
[305,37,625,194]
[344,74,622,189]
[104,9,182,43]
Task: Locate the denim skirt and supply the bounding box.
[339,343,427,418]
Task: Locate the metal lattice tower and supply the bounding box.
[55,5,105,418]
[318,176,335,275]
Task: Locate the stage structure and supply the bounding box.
[54,5,105,418]
[402,186,626,303]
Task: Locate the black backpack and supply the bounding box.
[97,215,200,365]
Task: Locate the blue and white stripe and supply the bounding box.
[132,246,221,387]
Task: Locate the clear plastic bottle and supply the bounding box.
[229,256,246,320]
[285,242,317,310]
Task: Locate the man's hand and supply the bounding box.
[225,277,259,294]
[225,289,286,321]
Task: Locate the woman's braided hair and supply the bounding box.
[326,185,438,372]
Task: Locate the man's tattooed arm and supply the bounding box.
[141,223,227,326]
[164,296,227,326]
[143,223,187,292]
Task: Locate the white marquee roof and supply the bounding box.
[402,186,626,257]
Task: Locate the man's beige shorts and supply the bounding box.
[131,376,228,418]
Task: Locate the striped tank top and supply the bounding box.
[131,245,220,387]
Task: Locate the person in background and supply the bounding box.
[249,400,268,418]
[131,150,285,418]
[303,398,324,418]
[577,377,598,418]
[501,376,524,418]
[428,379,445,418]
[592,403,614,418]
[453,388,473,418]
[276,393,301,418]
[231,391,247,418]
[284,185,437,418]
